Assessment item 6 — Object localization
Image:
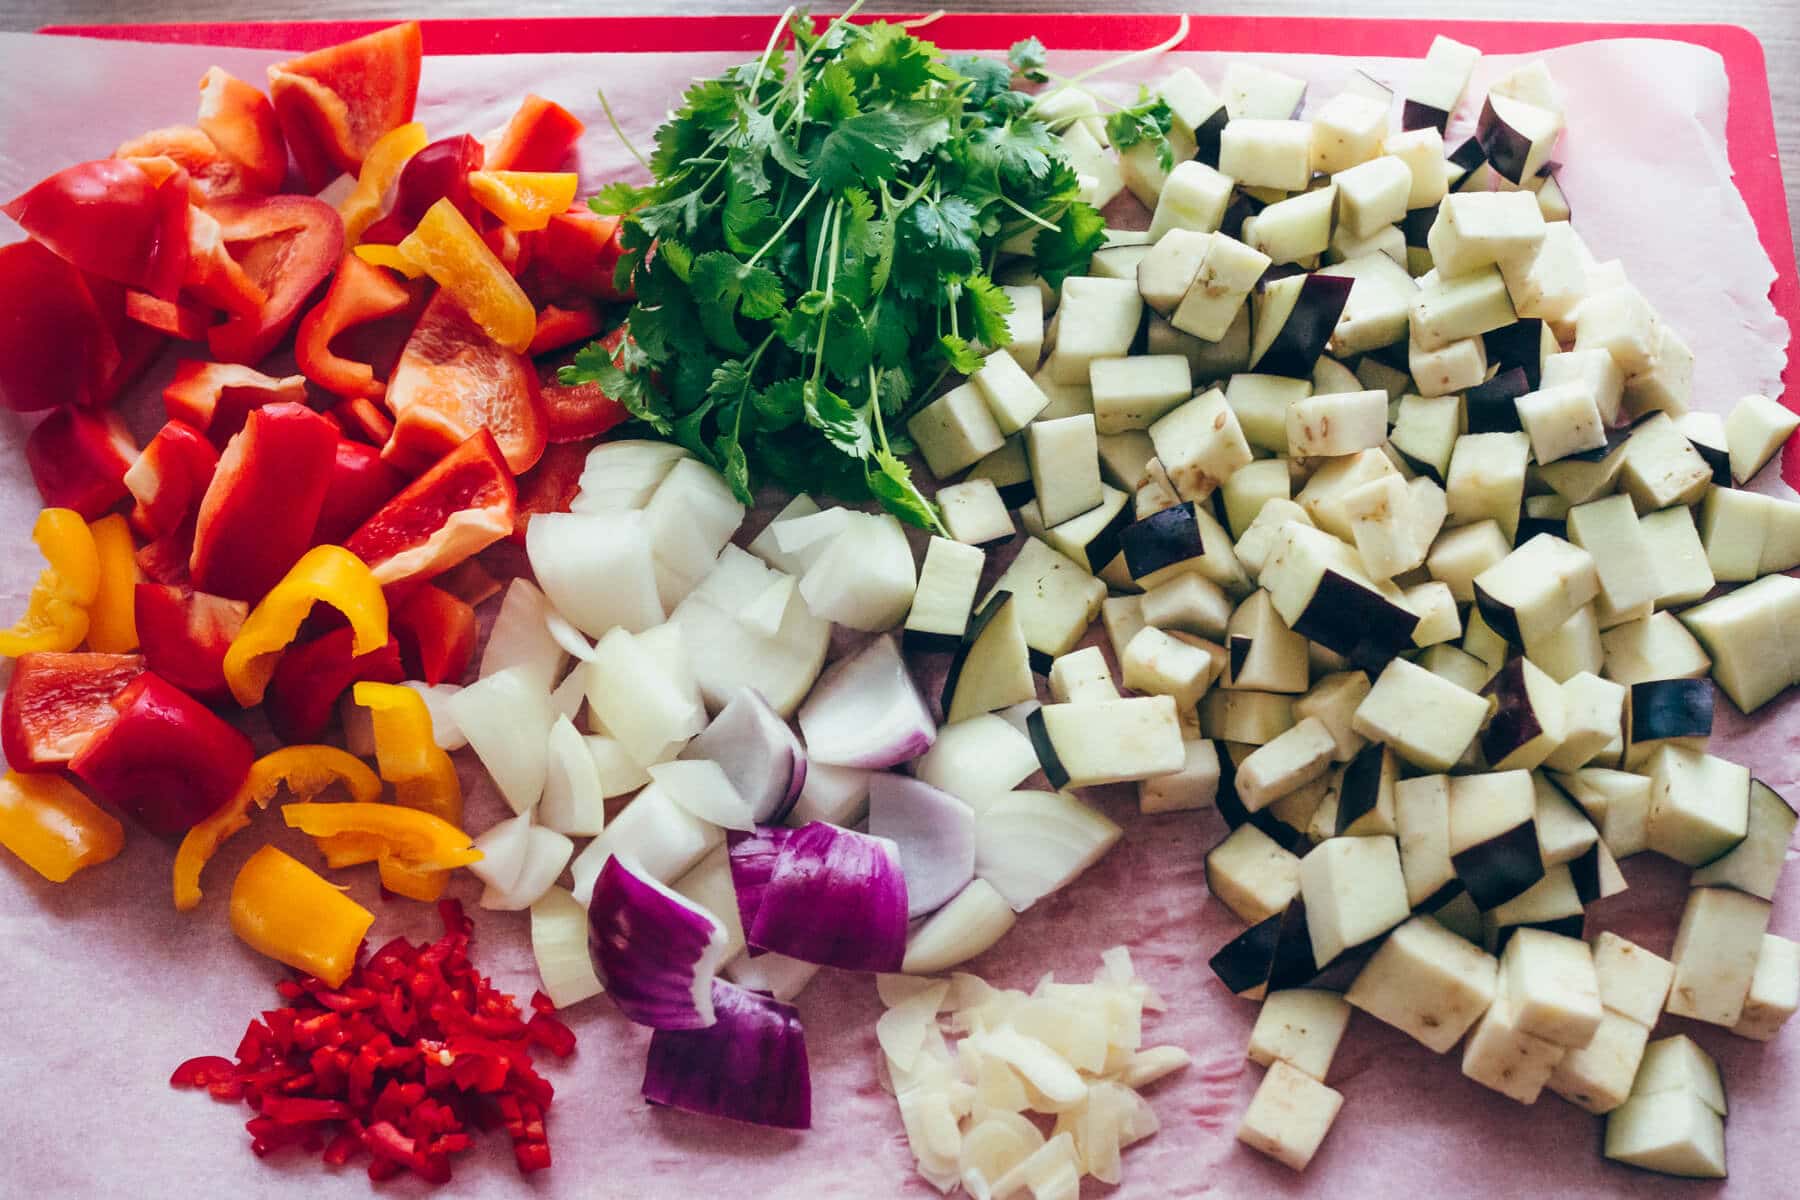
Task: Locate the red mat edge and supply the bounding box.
[38,12,1798,444]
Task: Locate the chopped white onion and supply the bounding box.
[401,681,468,750]
[569,783,723,904]
[544,609,600,661]
[911,715,1041,811]
[787,761,873,827]
[768,506,851,565]
[587,734,651,798]
[974,791,1122,912]
[528,509,665,637]
[447,665,554,815]
[798,635,936,768]
[540,715,606,836]
[530,885,604,1009]
[480,824,573,911]
[641,458,745,611]
[740,574,798,638]
[549,666,586,725]
[467,811,534,894]
[479,578,567,694]
[584,627,707,769]
[902,878,1018,976]
[670,547,830,717]
[745,493,822,575]
[650,759,755,831]
[721,949,820,1003]
[798,511,918,632]
[570,439,689,512]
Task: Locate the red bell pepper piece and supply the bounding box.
[162,360,307,443]
[266,626,404,743]
[124,290,212,341]
[87,277,168,411]
[347,430,517,588]
[382,290,546,476]
[134,584,248,701]
[2,159,189,300]
[190,402,340,602]
[69,672,254,835]
[488,96,586,173]
[539,325,632,444]
[526,299,602,357]
[197,67,287,195]
[314,439,406,546]
[204,194,345,366]
[531,208,632,301]
[183,205,269,319]
[436,558,503,608]
[25,408,137,519]
[0,651,146,772]
[392,585,477,686]
[295,253,415,399]
[510,440,592,546]
[361,134,486,246]
[267,23,423,190]
[115,125,249,201]
[137,528,195,587]
[124,420,219,539]
[0,240,118,412]
[333,396,397,447]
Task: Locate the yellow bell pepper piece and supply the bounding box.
[0,509,99,658]
[0,769,124,883]
[340,120,428,245]
[230,845,373,988]
[352,681,463,826]
[468,170,580,233]
[221,544,388,708]
[377,857,449,903]
[172,744,381,912]
[396,197,536,354]
[353,242,426,278]
[317,831,387,869]
[282,801,482,871]
[84,514,141,654]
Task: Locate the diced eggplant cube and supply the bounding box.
[1140,738,1222,814]
[1480,656,1568,772]
[1225,590,1310,694]
[1292,671,1372,762]
[973,348,1052,435]
[1461,984,1567,1104]
[1218,118,1314,191]
[937,479,1015,549]
[1601,610,1712,687]
[1347,914,1499,1052]
[1516,383,1606,464]
[1425,191,1546,278]
[1566,494,1659,619]
[1045,277,1143,385]
[1476,92,1563,183]
[968,437,1034,509]
[1034,368,1095,422]
[1471,533,1598,646]
[1122,625,1221,710]
[1236,1060,1344,1173]
[1625,324,1696,421]
[998,283,1045,371]
[1285,388,1387,459]
[990,537,1107,663]
[942,591,1037,725]
[1318,253,1417,358]
[1445,431,1530,541]
[1334,742,1398,837]
[1575,283,1660,377]
[1543,672,1627,771]
[1339,475,1420,580]
[1383,126,1450,208]
[1554,768,1651,859]
[1237,717,1337,811]
[1501,927,1603,1047]
[1332,155,1411,239]
[1172,234,1272,343]
[1394,774,1455,907]
[908,381,1005,478]
[1121,500,1206,583]
[1024,414,1103,527]
[1692,779,1796,900]
[1730,933,1800,1042]
[1211,912,1283,998]
[1148,161,1235,242]
[1645,745,1749,867]
[1057,121,1125,210]
[1725,392,1800,484]
[1548,1009,1650,1115]
[1667,886,1772,1027]
[1449,770,1544,910]
[1604,1090,1727,1180]
[1310,90,1388,173]
[1411,263,1517,351]
[1263,524,1421,665]
[1047,645,1114,705]
[1090,355,1195,435]
[1149,389,1255,500]
[1628,677,1713,753]
[1635,1034,1727,1114]
[1591,931,1675,1027]
[1249,988,1351,1082]
[1251,274,1355,379]
[1101,595,1146,664]
[1226,373,1311,456]
[1410,331,1488,398]
[1042,484,1133,576]
[1138,229,1213,315]
[1245,185,1338,265]
[1353,658,1487,772]
[1140,571,1233,641]
[903,536,985,654]
[1298,835,1409,966]
[1207,823,1303,924]
[1033,696,1186,788]
[1202,691,1296,746]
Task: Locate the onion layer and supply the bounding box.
[642,979,811,1130]
[588,855,730,1030]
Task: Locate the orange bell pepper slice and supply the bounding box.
[352,243,425,278]
[378,857,449,902]
[468,170,580,233]
[295,252,416,399]
[172,744,381,912]
[317,830,386,869]
[353,681,463,825]
[282,800,482,871]
[0,509,100,658]
[0,769,124,883]
[396,197,536,354]
[221,544,388,707]
[85,514,141,654]
[230,845,373,987]
[339,120,427,246]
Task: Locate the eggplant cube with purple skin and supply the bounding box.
[1346,914,1499,1053]
[1472,533,1598,646]
[1298,835,1409,967]
[1448,770,1544,910]
[1250,273,1355,380]
[1225,589,1310,694]
[1476,92,1563,183]
[941,591,1037,727]
[1030,696,1186,790]
[1394,774,1455,908]
[1263,524,1422,666]
[1318,251,1417,357]
[1693,779,1797,901]
[1480,657,1569,771]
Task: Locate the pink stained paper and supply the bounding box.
[0,28,1794,1200]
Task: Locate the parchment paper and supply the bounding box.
[0,30,1792,1200]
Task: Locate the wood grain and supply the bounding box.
[0,0,1792,256]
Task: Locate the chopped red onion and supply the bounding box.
[642,979,811,1130]
[681,687,807,823]
[798,635,936,768]
[588,855,730,1030]
[868,773,977,919]
[739,821,909,973]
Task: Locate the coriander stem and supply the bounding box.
[780,0,870,134]
[1027,12,1191,117]
[747,180,821,266]
[810,201,844,392]
[597,86,652,172]
[997,193,1060,232]
[748,6,797,98]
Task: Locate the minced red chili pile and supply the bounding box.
[171,900,575,1183]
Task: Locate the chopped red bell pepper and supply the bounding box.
[333,397,397,447]
[197,67,287,195]
[137,528,195,588]
[87,276,168,410]
[510,440,591,546]
[2,158,190,300]
[0,651,145,771]
[314,439,406,546]
[484,222,529,278]
[134,584,248,701]
[360,134,486,246]
[124,420,219,539]
[267,23,423,190]
[382,290,546,476]
[0,240,118,412]
[25,407,137,520]
[190,402,340,602]
[266,627,404,743]
[295,253,415,399]
[124,290,212,341]
[204,194,345,366]
[526,300,602,357]
[347,430,517,588]
[435,558,502,608]
[531,208,632,301]
[183,205,269,319]
[115,125,249,201]
[391,585,476,686]
[162,360,308,443]
[69,671,254,835]
[488,95,586,172]
[539,326,631,444]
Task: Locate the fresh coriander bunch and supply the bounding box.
[565,10,1108,529]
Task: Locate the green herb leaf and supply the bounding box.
[936,333,982,376]
[866,446,941,531]
[1008,37,1049,83]
[1105,86,1177,171]
[1033,199,1108,288]
[961,273,1015,350]
[810,110,908,191]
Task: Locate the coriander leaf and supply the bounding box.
[803,381,873,458]
[691,251,787,352]
[722,172,777,256]
[898,193,981,275]
[637,188,708,240]
[714,430,751,501]
[868,295,913,366]
[946,54,1013,107]
[741,109,809,179]
[1032,198,1107,288]
[805,61,860,123]
[866,447,941,531]
[961,273,1014,350]
[1105,87,1176,171]
[708,357,755,404]
[889,99,955,162]
[809,110,908,190]
[672,398,716,462]
[1008,37,1049,83]
[966,120,1059,187]
[936,334,981,376]
[658,239,694,283]
[774,288,828,352]
[754,377,805,431]
[589,181,649,216]
[821,296,873,383]
[875,364,914,416]
[843,22,938,100]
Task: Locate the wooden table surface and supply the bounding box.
[0,0,1793,263]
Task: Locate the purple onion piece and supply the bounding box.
[726,825,797,958]
[588,855,730,1030]
[682,687,808,823]
[745,821,909,972]
[867,773,977,919]
[642,979,811,1130]
[797,634,936,769]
